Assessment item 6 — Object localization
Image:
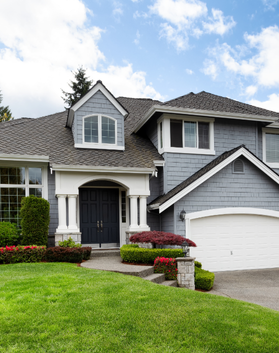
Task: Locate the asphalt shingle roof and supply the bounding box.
[0,109,163,169]
[148,145,246,207]
[164,91,279,118]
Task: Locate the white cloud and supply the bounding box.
[134,30,141,45]
[159,23,189,50]
[149,0,235,50]
[185,69,193,75]
[150,0,207,28]
[91,64,163,101]
[248,94,279,113]
[202,9,236,35]
[112,1,123,21]
[245,85,258,96]
[0,0,162,118]
[262,0,279,10]
[204,26,279,93]
[202,59,218,79]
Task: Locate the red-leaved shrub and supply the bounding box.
[130,231,196,247]
[154,257,177,280]
[0,245,46,264]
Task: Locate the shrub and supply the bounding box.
[120,245,183,264]
[154,257,177,280]
[0,245,46,264]
[195,267,215,291]
[130,231,196,248]
[59,237,82,248]
[20,195,50,246]
[0,222,20,247]
[195,261,202,268]
[44,247,92,263]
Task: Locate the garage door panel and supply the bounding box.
[190,213,279,271]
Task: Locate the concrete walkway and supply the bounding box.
[81,256,153,277]
[210,268,279,312]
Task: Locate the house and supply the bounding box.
[1,80,279,272]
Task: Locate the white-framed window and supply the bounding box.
[83,114,116,146]
[0,165,47,226]
[262,128,279,168]
[157,114,215,155]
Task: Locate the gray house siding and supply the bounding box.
[173,156,279,236]
[161,205,174,233]
[163,119,261,193]
[72,90,125,147]
[48,170,58,235]
[147,212,160,231]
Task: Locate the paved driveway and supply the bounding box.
[209,268,279,311]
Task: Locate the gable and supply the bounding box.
[72,90,125,148]
[149,146,279,213]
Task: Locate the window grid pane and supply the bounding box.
[84,116,98,143]
[266,134,279,163]
[170,120,183,147]
[198,122,210,149]
[0,167,25,185]
[102,116,115,144]
[29,188,42,198]
[0,187,25,225]
[184,122,197,148]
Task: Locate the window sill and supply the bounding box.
[75,143,125,151]
[158,147,215,155]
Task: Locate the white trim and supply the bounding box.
[157,147,279,213]
[75,144,125,151]
[67,82,128,127]
[51,164,155,174]
[157,114,215,155]
[0,154,49,162]
[134,104,279,133]
[262,127,279,168]
[186,207,279,221]
[153,160,165,167]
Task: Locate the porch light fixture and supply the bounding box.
[181,240,189,257]
[180,209,186,221]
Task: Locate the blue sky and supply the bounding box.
[1,0,279,118]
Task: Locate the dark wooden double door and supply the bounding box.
[80,188,119,246]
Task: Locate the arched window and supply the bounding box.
[84,115,116,145]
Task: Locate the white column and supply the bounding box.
[68,195,79,232]
[56,194,68,233]
[129,195,139,231]
[139,196,150,230]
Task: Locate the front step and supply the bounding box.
[161,280,178,287]
[143,273,166,284]
[91,249,120,258]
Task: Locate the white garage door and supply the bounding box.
[190,214,279,272]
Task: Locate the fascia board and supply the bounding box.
[153,160,165,167]
[67,83,128,128]
[51,164,155,174]
[134,105,279,133]
[0,154,49,162]
[158,147,279,213]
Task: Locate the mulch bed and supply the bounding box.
[122,261,153,266]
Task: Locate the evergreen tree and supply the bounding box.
[61,67,93,109]
[0,91,13,122]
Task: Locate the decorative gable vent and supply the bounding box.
[233,159,244,173]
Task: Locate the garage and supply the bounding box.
[188,208,279,272]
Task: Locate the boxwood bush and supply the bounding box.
[195,266,215,291]
[0,222,20,247]
[120,244,183,264]
[20,195,50,246]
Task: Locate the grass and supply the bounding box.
[0,263,279,353]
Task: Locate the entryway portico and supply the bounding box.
[53,167,151,247]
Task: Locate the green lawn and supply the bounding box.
[0,263,279,353]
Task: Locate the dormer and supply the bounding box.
[66,81,128,151]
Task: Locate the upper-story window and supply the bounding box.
[263,128,279,168]
[158,114,215,155]
[84,115,116,145]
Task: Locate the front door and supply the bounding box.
[80,188,119,247]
